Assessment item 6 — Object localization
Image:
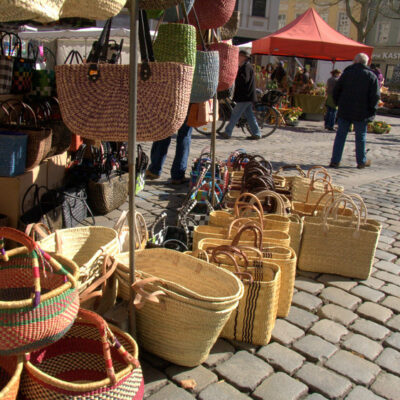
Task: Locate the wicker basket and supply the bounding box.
[220,11,240,40]
[288,214,303,258]
[153,23,197,67]
[0,228,79,356]
[38,227,120,294]
[60,0,126,19]
[56,62,194,142]
[20,308,144,400]
[0,356,23,400]
[0,0,64,22]
[188,0,236,30]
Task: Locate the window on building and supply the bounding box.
[252,0,267,17]
[278,14,286,29]
[376,22,390,44]
[337,12,350,36]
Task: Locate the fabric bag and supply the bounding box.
[0,227,80,356]
[56,11,194,142]
[298,194,381,279]
[11,40,36,94]
[0,32,15,95]
[188,0,236,30]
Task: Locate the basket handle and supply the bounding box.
[275,164,306,177]
[227,217,253,237]
[251,190,286,215]
[235,203,264,229]
[322,194,361,230]
[25,223,52,241]
[231,222,263,249]
[0,227,77,307]
[234,192,264,216]
[191,248,210,262]
[304,178,334,204]
[77,309,139,385]
[237,245,263,261]
[307,166,331,182]
[132,277,166,310]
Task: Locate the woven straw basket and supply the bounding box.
[190,50,220,103]
[288,214,303,258]
[56,62,193,142]
[118,249,242,366]
[220,11,240,40]
[0,0,64,23]
[0,228,80,356]
[0,356,23,400]
[38,226,120,294]
[153,23,197,67]
[139,0,180,9]
[298,196,381,280]
[188,0,236,30]
[21,308,144,400]
[208,43,239,92]
[60,0,126,19]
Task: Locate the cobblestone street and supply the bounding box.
[102,115,400,399]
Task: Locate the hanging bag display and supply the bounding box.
[55,11,194,142]
[188,0,236,30]
[0,0,64,23]
[11,39,36,94]
[31,46,56,97]
[220,11,240,40]
[20,308,144,400]
[0,32,15,95]
[0,227,79,356]
[60,0,127,19]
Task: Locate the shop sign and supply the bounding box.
[373,52,400,60]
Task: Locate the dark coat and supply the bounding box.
[233,61,257,103]
[333,63,380,122]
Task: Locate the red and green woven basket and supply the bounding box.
[0,228,80,356]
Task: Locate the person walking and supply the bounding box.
[324,69,341,131]
[146,119,192,184]
[219,50,261,140]
[329,53,380,169]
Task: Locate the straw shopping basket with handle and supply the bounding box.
[0,227,79,356]
[188,0,236,30]
[20,308,144,400]
[0,355,23,400]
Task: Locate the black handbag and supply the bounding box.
[62,186,94,228]
[19,184,63,232]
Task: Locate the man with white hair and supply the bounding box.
[329,52,380,169]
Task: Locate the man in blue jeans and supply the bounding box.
[329,53,380,169]
[146,120,192,184]
[219,50,261,140]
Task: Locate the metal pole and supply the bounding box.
[128,0,139,337]
[211,93,217,207]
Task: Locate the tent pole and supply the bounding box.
[211,93,217,207]
[128,0,139,337]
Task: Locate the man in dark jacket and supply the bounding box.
[219,50,261,140]
[329,53,380,169]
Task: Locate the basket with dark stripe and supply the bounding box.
[20,308,143,400]
[0,228,80,356]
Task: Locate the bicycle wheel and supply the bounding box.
[248,106,279,138]
[194,100,231,135]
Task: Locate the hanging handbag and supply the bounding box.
[220,11,240,40]
[62,186,94,228]
[0,32,15,95]
[0,0,63,23]
[55,11,194,142]
[188,0,236,30]
[0,227,79,356]
[31,46,56,97]
[11,39,36,94]
[60,0,126,19]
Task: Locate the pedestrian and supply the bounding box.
[146,119,192,184]
[271,61,288,91]
[324,69,341,131]
[370,63,384,88]
[329,53,380,169]
[219,49,261,140]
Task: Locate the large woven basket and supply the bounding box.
[60,0,126,19]
[0,356,23,400]
[208,42,239,92]
[38,227,120,294]
[153,23,197,67]
[288,214,303,258]
[188,0,236,30]
[20,308,144,400]
[0,0,64,22]
[0,228,80,356]
[190,50,220,103]
[220,11,240,40]
[138,0,180,9]
[55,62,193,142]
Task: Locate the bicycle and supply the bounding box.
[195,90,284,139]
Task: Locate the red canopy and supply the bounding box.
[252,8,373,62]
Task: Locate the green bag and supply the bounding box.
[31,47,56,97]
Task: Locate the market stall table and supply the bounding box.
[294,94,326,120]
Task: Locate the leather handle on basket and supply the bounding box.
[77,309,139,385]
[211,245,249,268]
[231,222,263,250]
[25,223,52,241]
[227,218,253,237]
[0,227,37,255]
[307,165,331,182]
[235,203,264,229]
[251,190,286,215]
[131,277,166,310]
[211,249,253,283]
[237,245,264,261]
[305,178,334,204]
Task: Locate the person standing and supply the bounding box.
[329,53,380,169]
[271,61,288,92]
[219,50,261,140]
[370,63,384,88]
[146,119,192,184]
[324,69,341,131]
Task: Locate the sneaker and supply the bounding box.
[145,170,160,180]
[246,135,261,140]
[170,177,190,185]
[328,162,340,169]
[218,131,231,139]
[357,159,372,169]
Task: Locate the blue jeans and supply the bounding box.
[331,117,367,165]
[148,121,192,180]
[324,106,337,129]
[224,101,261,137]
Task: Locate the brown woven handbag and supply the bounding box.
[55,12,193,142]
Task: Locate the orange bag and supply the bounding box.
[187,99,218,128]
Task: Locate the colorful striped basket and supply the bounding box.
[20,308,144,400]
[0,228,80,356]
[0,355,23,400]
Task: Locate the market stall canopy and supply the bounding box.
[252,8,373,62]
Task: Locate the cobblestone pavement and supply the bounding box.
[101,115,400,399]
